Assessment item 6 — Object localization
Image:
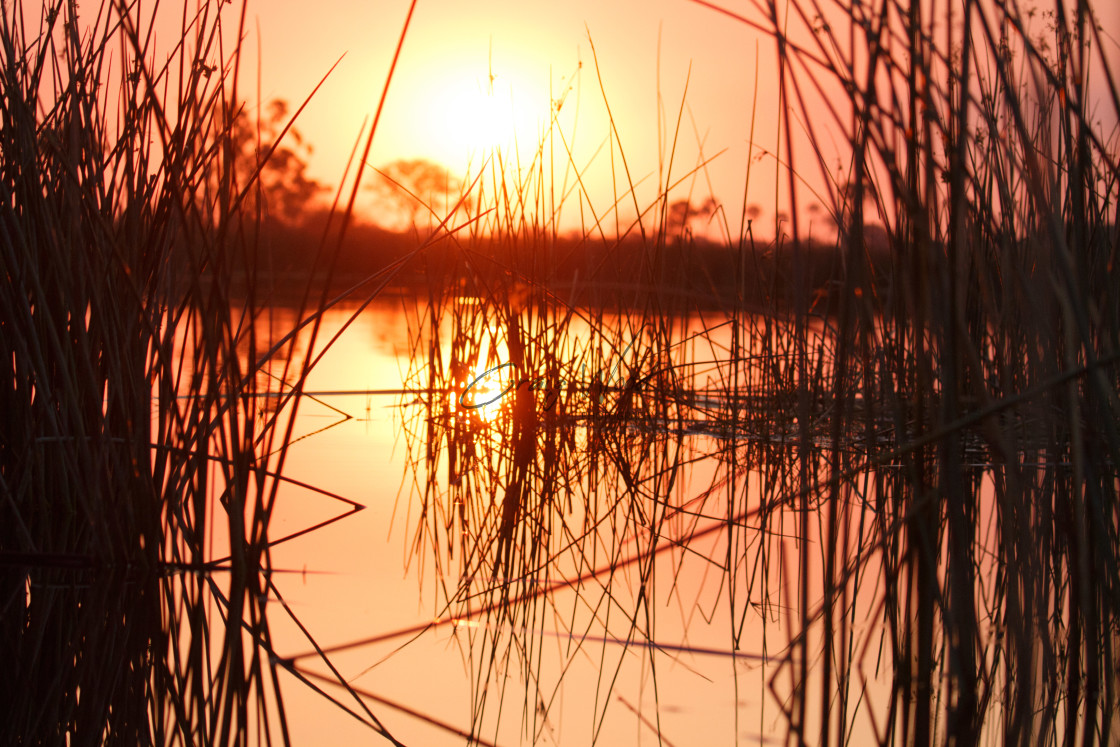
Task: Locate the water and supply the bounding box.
[74,276,1103,747]
[11,279,1108,745]
[252,296,893,745]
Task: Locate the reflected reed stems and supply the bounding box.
[0,0,419,744]
[399,1,1120,744]
[3,0,1118,744]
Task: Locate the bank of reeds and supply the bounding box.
[0,1,419,743]
[6,0,1115,743]
[397,1,1120,744]
[756,1,1120,743]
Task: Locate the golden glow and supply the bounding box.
[451,79,518,154]
[402,60,547,172]
[452,362,509,421]
[449,322,511,423]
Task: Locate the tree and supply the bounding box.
[666,197,719,240]
[365,158,463,231]
[228,98,326,224]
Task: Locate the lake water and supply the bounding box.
[244,295,898,745]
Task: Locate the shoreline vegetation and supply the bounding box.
[3,0,1120,745]
[1,0,416,743]
[241,210,894,312]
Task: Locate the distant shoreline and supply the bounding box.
[218,212,893,313]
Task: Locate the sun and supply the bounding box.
[402,59,544,171]
[449,79,519,154]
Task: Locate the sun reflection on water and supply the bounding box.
[448,323,512,424]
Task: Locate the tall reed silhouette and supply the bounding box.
[0,0,423,743]
[394,1,1120,743]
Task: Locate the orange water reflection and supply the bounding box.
[247,296,898,746]
[218,275,1086,747]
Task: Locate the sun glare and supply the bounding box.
[453,362,508,422]
[403,61,545,171]
[449,321,511,423]
[452,81,518,153]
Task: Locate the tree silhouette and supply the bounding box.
[666,197,718,240]
[366,158,463,231]
[228,98,326,224]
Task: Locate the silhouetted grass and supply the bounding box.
[6,0,1117,744]
[394,1,1120,744]
[0,1,424,744]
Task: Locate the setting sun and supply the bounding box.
[401,56,548,172]
[446,77,519,154]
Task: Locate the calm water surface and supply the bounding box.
[245,298,894,746]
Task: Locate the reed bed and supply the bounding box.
[0,1,419,743]
[4,0,1118,744]
[397,1,1120,744]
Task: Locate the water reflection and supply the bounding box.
[394,275,885,741]
[11,281,1112,745]
[374,253,1120,745]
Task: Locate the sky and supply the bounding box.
[34,0,1120,236]
[241,0,1120,237]
[235,0,797,235]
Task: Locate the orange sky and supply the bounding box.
[37,0,1120,237]
[240,0,792,236]
[241,0,1120,237]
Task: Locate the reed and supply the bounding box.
[5,0,1117,743]
[395,1,1120,744]
[747,1,1120,743]
[0,1,419,743]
